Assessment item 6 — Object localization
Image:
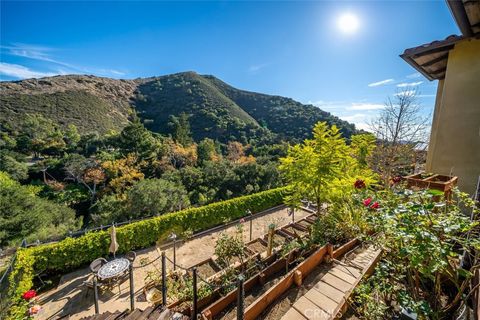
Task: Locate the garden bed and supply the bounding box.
[281,224,309,238]
[161,216,316,318]
[246,239,268,254]
[403,172,457,196]
[296,219,314,229]
[195,258,222,279]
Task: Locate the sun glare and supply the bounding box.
[337,13,359,34]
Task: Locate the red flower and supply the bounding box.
[363,197,372,207]
[370,202,380,209]
[22,289,37,300]
[392,176,402,184]
[354,179,366,189]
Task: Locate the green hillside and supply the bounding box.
[134,72,268,143]
[0,75,136,134]
[0,72,358,142]
[205,75,356,140]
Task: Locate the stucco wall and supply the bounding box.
[426,38,480,195]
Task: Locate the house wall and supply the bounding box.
[425,38,480,195]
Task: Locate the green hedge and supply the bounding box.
[6,187,286,318]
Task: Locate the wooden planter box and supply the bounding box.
[403,173,458,197]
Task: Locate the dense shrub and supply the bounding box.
[0,171,81,247]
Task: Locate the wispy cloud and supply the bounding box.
[339,113,371,131]
[406,72,422,79]
[307,100,348,110]
[248,63,270,74]
[1,43,126,78]
[0,62,57,79]
[397,81,423,87]
[347,103,384,111]
[368,78,394,87]
[2,43,74,69]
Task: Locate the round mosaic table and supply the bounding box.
[97,258,130,280]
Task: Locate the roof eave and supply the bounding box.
[399,53,436,81]
[446,0,474,37]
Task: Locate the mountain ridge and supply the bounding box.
[0,72,357,143]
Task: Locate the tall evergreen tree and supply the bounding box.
[119,120,163,161]
[169,112,193,146]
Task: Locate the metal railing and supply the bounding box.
[0,239,27,317]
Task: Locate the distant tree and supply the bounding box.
[63,154,105,204]
[78,132,102,156]
[93,178,190,225]
[64,124,81,150]
[0,152,28,181]
[169,112,193,146]
[226,141,245,163]
[369,88,429,186]
[126,178,190,216]
[101,154,144,194]
[165,140,198,168]
[0,171,80,247]
[16,114,65,157]
[0,126,16,150]
[119,120,163,161]
[197,138,218,164]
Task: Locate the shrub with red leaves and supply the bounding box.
[354,179,366,189]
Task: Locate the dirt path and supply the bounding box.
[37,206,311,320]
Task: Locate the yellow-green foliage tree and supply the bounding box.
[279,122,375,214]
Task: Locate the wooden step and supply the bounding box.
[136,306,154,320]
[123,309,143,320]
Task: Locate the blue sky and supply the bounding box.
[1,1,459,130]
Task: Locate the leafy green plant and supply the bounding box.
[279,122,376,214]
[214,224,247,269]
[353,188,480,319]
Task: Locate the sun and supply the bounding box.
[337,13,359,34]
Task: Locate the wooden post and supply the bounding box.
[249,210,253,241]
[129,263,135,311]
[161,251,167,306]
[474,269,480,320]
[294,270,302,287]
[259,272,266,285]
[173,238,177,271]
[192,268,198,320]
[267,224,275,257]
[93,275,99,314]
[237,275,245,320]
[326,243,334,263]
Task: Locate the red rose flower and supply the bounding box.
[363,197,372,207]
[22,289,37,300]
[354,179,366,189]
[370,202,380,209]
